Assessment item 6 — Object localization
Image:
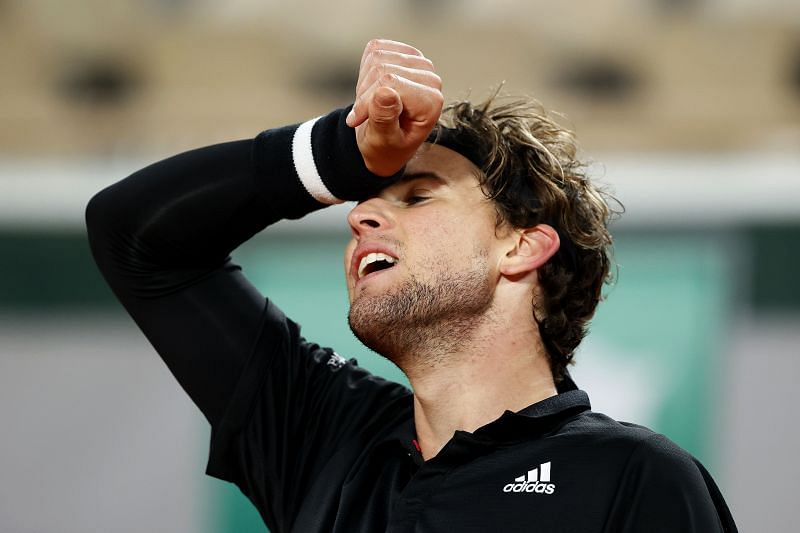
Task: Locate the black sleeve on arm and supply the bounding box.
[85,106,403,427]
[603,434,738,533]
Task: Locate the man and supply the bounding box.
[86,39,737,532]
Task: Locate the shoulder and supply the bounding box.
[557,410,687,453]
[557,412,735,531]
[622,429,703,477]
[550,411,714,493]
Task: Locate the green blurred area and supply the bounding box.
[1,225,797,532]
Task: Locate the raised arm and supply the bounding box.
[85,39,442,425]
[85,39,442,529]
[85,108,397,424]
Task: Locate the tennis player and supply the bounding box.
[87,39,737,532]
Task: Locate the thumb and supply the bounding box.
[367,86,403,134]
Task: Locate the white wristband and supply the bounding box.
[292,117,343,205]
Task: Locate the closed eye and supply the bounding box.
[406,195,430,205]
[405,188,433,205]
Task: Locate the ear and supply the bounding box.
[499,224,560,277]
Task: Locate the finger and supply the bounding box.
[350,73,409,127]
[348,73,441,129]
[356,64,441,97]
[366,86,404,136]
[395,80,443,129]
[359,38,424,69]
[355,50,435,95]
[348,76,382,127]
[361,50,434,73]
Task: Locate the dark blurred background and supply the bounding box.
[1,1,798,531]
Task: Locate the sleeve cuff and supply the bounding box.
[253,106,405,220]
[303,105,404,202]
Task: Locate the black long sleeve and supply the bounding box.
[85,106,402,426]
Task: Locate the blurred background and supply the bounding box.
[1,0,798,531]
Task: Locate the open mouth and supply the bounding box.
[358,252,398,280]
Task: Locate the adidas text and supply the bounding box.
[502,481,556,494]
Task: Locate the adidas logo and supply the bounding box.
[326,352,346,371]
[502,461,556,494]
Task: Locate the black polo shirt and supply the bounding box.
[206,300,736,533]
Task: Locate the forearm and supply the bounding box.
[85,106,399,299]
[84,106,401,424]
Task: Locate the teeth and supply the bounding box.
[358,252,397,279]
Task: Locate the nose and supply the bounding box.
[347,197,394,238]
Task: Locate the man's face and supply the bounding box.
[344,143,508,366]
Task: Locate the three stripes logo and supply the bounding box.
[502,461,556,494]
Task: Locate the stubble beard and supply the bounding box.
[348,251,494,372]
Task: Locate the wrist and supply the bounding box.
[296,105,404,203]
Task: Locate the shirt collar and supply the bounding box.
[471,374,590,443]
[383,373,591,454]
[513,372,589,419]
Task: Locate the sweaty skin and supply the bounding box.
[339,40,562,459]
[346,143,559,459]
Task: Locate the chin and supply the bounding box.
[347,267,495,368]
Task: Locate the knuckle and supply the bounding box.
[372,114,393,125]
[431,90,445,108]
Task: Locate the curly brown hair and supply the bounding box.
[428,94,620,382]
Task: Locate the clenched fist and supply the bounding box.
[346,39,444,177]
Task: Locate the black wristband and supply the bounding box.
[310,105,404,201]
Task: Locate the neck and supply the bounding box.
[402,306,557,460]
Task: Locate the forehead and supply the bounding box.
[403,143,482,188]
